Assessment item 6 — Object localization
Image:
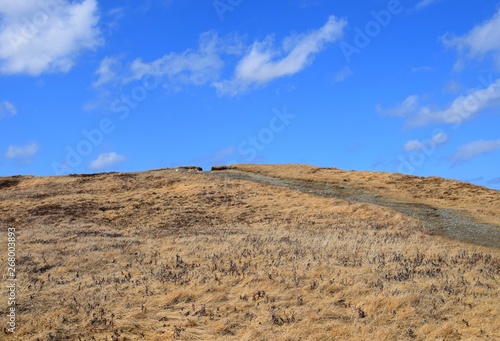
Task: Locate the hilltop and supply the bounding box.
[0,165,499,340]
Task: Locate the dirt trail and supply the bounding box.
[210,169,500,248]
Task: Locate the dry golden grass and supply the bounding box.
[0,165,499,340]
[228,164,500,225]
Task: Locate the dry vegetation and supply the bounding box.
[227,164,500,226]
[0,165,499,340]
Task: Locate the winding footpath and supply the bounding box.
[209,169,500,249]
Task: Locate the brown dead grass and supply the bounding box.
[227,164,500,226]
[0,166,498,340]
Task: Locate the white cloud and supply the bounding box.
[334,66,352,83]
[214,15,346,95]
[403,132,448,152]
[125,31,241,87]
[383,78,500,127]
[92,31,243,90]
[0,0,102,75]
[0,100,17,118]
[92,56,122,87]
[385,9,500,129]
[92,16,344,96]
[103,7,125,32]
[4,142,39,159]
[442,7,500,69]
[453,140,500,162]
[88,152,125,170]
[404,140,423,152]
[376,95,419,117]
[409,78,500,126]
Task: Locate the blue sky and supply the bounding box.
[0,0,499,189]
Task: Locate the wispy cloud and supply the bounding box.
[453,140,500,162]
[376,95,419,117]
[442,7,500,70]
[0,0,102,75]
[211,147,237,163]
[214,15,347,95]
[93,16,344,96]
[92,56,123,87]
[103,7,125,32]
[334,66,352,83]
[381,78,500,127]
[128,33,225,86]
[0,100,17,118]
[404,132,448,152]
[89,152,125,170]
[4,142,39,161]
[409,78,500,126]
[94,31,243,90]
[383,8,500,128]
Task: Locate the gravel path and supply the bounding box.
[209,170,500,249]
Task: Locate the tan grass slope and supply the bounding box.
[0,165,499,340]
[227,164,500,226]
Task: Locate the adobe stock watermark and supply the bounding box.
[228,107,296,164]
[51,67,163,175]
[340,0,403,63]
[5,0,67,51]
[6,227,17,334]
[213,0,243,21]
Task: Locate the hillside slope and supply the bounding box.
[224,164,500,226]
[0,165,499,340]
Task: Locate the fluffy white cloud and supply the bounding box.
[453,140,500,162]
[0,100,17,118]
[0,0,102,75]
[376,95,419,117]
[214,15,346,95]
[442,7,500,69]
[4,142,39,159]
[89,152,125,170]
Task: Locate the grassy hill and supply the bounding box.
[1,165,499,340]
